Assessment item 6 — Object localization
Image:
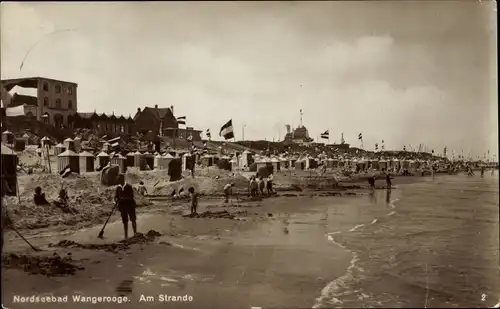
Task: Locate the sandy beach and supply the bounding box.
[4,165,498,309]
[2,170,392,309]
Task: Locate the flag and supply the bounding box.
[176,116,186,125]
[206,129,211,139]
[375,143,379,151]
[403,145,406,151]
[381,140,385,150]
[59,165,72,178]
[444,147,447,156]
[320,130,329,139]
[219,119,234,140]
[5,105,26,117]
[358,133,363,140]
[341,132,345,144]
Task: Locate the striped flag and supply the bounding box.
[219,119,234,140]
[381,140,385,150]
[444,147,447,156]
[320,130,329,139]
[176,116,186,125]
[375,143,379,151]
[59,165,72,178]
[358,133,363,140]
[206,129,211,139]
[403,145,406,151]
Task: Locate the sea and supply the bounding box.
[314,173,500,308]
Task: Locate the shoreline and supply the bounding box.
[2,183,388,309]
[2,173,450,309]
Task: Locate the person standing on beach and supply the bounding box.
[385,172,392,190]
[224,183,234,203]
[258,176,265,196]
[481,166,485,177]
[188,187,198,214]
[117,182,137,241]
[266,174,275,195]
[249,176,256,197]
[137,181,148,196]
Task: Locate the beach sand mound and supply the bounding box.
[2,252,84,276]
[150,172,250,196]
[49,230,162,253]
[4,173,151,230]
[182,210,251,220]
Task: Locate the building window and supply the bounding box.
[43,82,48,92]
[55,84,61,94]
[56,99,61,109]
[68,87,73,95]
[68,100,73,109]
[43,97,48,106]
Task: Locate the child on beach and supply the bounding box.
[258,176,265,196]
[385,172,392,189]
[266,174,274,195]
[33,186,50,206]
[137,181,148,196]
[188,187,198,214]
[224,183,234,203]
[249,177,258,197]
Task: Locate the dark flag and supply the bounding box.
[320,130,329,139]
[219,119,234,140]
[358,133,363,140]
[176,116,186,125]
[206,129,211,139]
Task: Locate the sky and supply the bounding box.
[1,1,497,158]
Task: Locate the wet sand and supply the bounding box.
[2,175,430,309]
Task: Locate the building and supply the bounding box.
[284,126,314,144]
[1,77,78,128]
[134,105,202,141]
[68,112,134,136]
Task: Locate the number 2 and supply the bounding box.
[481,294,487,301]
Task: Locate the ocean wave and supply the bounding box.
[314,195,401,308]
[312,235,363,308]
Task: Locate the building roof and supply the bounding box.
[77,112,94,119]
[1,77,78,89]
[74,112,133,121]
[134,106,174,121]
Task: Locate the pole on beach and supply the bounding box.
[3,208,42,251]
